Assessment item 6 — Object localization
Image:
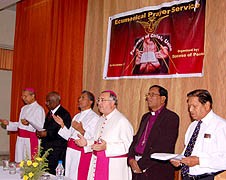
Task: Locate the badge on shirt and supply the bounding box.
[204,133,211,138]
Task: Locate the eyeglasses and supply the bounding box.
[97,98,113,103]
[145,93,160,98]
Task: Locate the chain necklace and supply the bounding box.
[141,120,150,146]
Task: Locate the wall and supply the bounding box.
[0,9,16,49]
[83,0,226,160]
[0,70,12,155]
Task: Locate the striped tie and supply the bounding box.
[181,120,202,177]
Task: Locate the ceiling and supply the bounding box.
[0,0,21,11]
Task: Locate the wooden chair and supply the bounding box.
[174,170,180,180]
[215,171,226,180]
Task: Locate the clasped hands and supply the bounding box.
[170,156,199,168]
[75,134,106,151]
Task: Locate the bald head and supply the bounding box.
[45,91,61,110]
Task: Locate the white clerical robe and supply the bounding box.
[7,101,45,162]
[58,109,99,180]
[86,109,134,180]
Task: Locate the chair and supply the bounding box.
[214,171,226,180]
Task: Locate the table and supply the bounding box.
[0,166,71,180]
[0,166,21,179]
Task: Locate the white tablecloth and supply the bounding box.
[0,166,21,180]
[0,166,71,180]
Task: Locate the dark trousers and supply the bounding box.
[182,175,214,180]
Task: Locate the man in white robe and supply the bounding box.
[53,90,99,180]
[75,90,134,180]
[0,88,45,163]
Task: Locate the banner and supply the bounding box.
[103,0,206,79]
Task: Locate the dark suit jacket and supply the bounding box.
[128,107,179,180]
[41,105,71,175]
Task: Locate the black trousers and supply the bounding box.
[182,174,214,180]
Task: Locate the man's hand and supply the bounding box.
[36,130,47,138]
[170,159,181,167]
[129,158,142,173]
[72,121,85,135]
[52,114,64,128]
[21,119,29,126]
[91,139,107,151]
[181,156,199,167]
[75,134,87,147]
[135,49,143,64]
[0,119,9,126]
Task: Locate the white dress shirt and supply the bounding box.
[183,110,226,175]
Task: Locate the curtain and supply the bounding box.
[10,0,87,161]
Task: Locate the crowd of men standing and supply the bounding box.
[1,86,226,180]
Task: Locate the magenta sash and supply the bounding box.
[93,150,128,180]
[67,138,92,180]
[18,128,38,159]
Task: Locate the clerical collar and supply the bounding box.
[151,105,165,116]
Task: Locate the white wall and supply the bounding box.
[0,9,16,50]
[0,70,12,155]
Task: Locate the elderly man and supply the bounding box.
[0,88,45,162]
[128,85,179,180]
[36,91,71,175]
[171,89,226,180]
[53,90,99,180]
[75,90,134,180]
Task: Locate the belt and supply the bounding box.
[135,152,143,156]
[186,171,224,180]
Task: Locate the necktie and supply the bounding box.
[181,120,202,177]
[47,111,52,120]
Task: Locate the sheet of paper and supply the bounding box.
[150,153,185,161]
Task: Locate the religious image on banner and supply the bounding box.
[103,0,206,79]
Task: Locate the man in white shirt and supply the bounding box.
[0,88,45,162]
[171,89,226,180]
[75,90,134,180]
[53,90,99,180]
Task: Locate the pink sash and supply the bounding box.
[18,128,38,159]
[67,138,92,180]
[93,150,128,180]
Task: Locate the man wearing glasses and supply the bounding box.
[171,89,226,180]
[128,85,179,180]
[75,90,134,180]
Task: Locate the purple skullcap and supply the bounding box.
[103,90,117,98]
[24,87,35,93]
